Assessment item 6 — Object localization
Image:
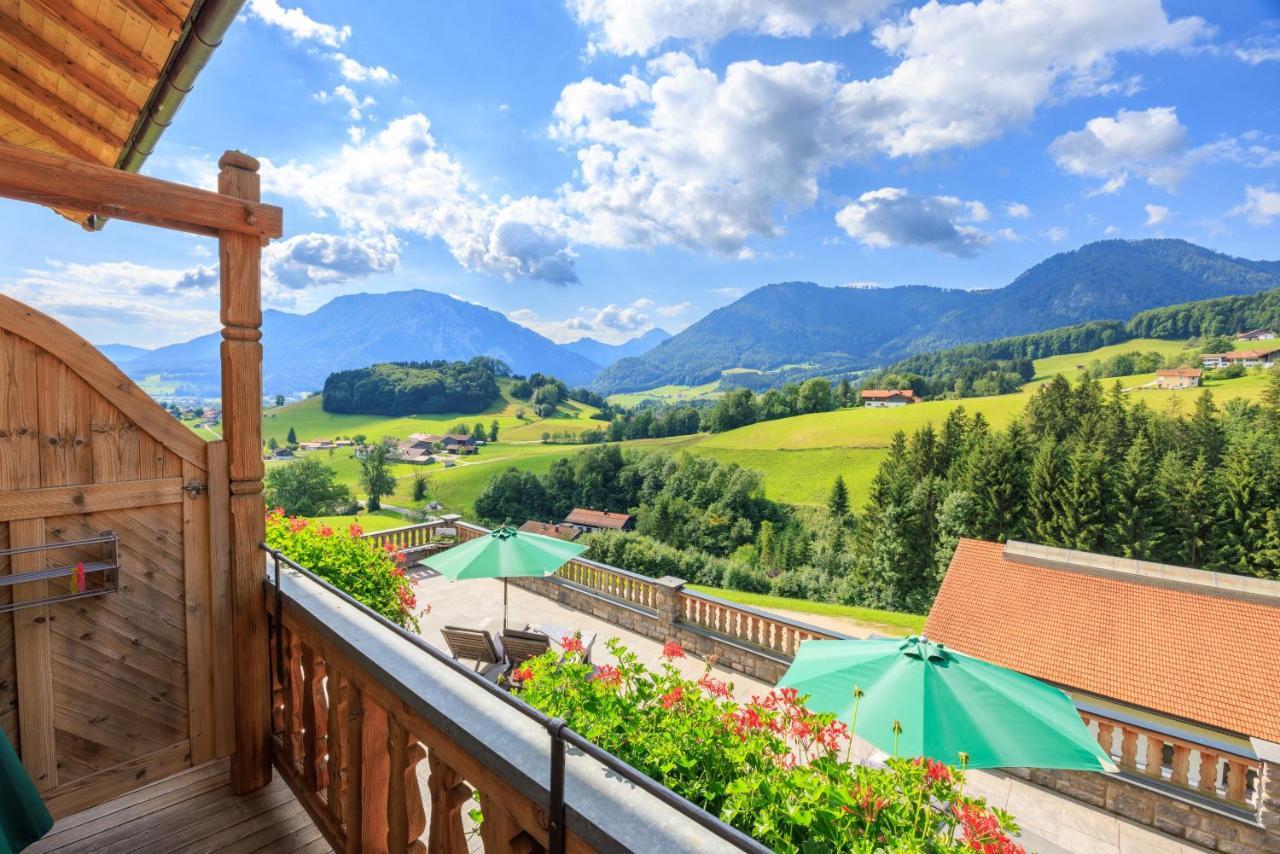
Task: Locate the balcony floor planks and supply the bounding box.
[28,757,331,853]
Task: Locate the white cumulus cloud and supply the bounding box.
[1228,186,1280,226]
[509,298,688,343]
[1050,107,1189,194]
[566,0,889,56]
[834,188,994,256]
[1005,202,1031,219]
[247,0,349,47]
[1144,204,1171,226]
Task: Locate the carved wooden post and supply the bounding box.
[220,150,271,793]
[427,750,471,853]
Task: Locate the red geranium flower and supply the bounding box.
[919,757,953,785]
[661,640,685,660]
[592,665,621,686]
[661,686,684,709]
[318,525,334,537]
[347,523,363,537]
[698,674,731,699]
[513,665,534,682]
[561,636,585,655]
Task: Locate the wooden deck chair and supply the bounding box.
[441,626,506,677]
[501,629,551,669]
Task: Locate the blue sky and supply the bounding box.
[2,0,1278,347]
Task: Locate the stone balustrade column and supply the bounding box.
[653,576,686,632]
[1254,740,1280,846]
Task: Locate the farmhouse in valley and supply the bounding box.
[1155,367,1201,389]
[1236,329,1277,341]
[927,538,1280,850]
[442,433,478,455]
[1201,345,1280,369]
[563,508,636,533]
[518,520,583,541]
[391,437,437,464]
[861,388,919,408]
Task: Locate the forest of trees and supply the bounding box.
[1128,287,1280,339]
[845,371,1280,612]
[322,357,506,415]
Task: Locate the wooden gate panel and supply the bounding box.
[0,299,230,816]
[0,522,14,745]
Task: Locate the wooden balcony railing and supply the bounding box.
[1082,712,1260,811]
[679,589,842,657]
[262,545,767,854]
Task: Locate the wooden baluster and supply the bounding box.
[362,701,391,853]
[478,793,538,854]
[284,630,304,773]
[1170,744,1191,786]
[1225,759,1250,804]
[1119,727,1138,770]
[1095,721,1115,758]
[427,750,471,854]
[343,683,364,853]
[301,644,321,791]
[1197,751,1220,795]
[1145,735,1165,778]
[387,715,427,853]
[327,669,343,820]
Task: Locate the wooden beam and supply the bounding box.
[0,140,283,238]
[0,86,100,163]
[220,150,271,795]
[0,58,124,149]
[0,15,137,119]
[25,0,162,79]
[0,476,181,521]
[116,0,185,37]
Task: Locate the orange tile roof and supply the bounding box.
[1156,368,1201,378]
[924,539,1280,741]
[564,508,633,529]
[861,389,917,400]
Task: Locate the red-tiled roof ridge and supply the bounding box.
[564,507,633,528]
[861,389,916,399]
[925,539,1280,741]
[1156,367,1201,377]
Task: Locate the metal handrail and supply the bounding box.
[260,543,768,854]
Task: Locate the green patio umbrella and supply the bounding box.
[418,527,586,629]
[778,636,1117,771]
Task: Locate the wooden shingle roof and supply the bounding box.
[925,539,1280,741]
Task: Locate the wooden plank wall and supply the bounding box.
[0,322,231,817]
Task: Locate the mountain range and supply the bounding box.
[592,239,1280,393]
[106,239,1280,399]
[116,291,623,396]
[561,328,671,368]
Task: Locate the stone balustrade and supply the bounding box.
[1082,712,1259,810]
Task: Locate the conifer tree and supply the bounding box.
[827,475,850,520]
[1158,453,1213,567]
[1060,442,1109,552]
[1028,439,1067,546]
[1211,436,1269,575]
[286,426,298,446]
[1110,432,1162,559]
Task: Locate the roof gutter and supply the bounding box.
[88,0,247,230]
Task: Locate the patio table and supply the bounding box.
[528,622,596,663]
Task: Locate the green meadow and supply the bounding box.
[239,337,1275,518]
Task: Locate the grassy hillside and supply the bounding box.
[260,337,1273,520]
[261,378,601,446]
[606,380,723,408]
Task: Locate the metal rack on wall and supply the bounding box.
[0,532,120,613]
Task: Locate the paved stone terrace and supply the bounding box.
[410,572,1207,854]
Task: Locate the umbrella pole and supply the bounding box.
[503,577,508,631]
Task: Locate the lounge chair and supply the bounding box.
[501,628,551,668]
[441,626,506,678]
